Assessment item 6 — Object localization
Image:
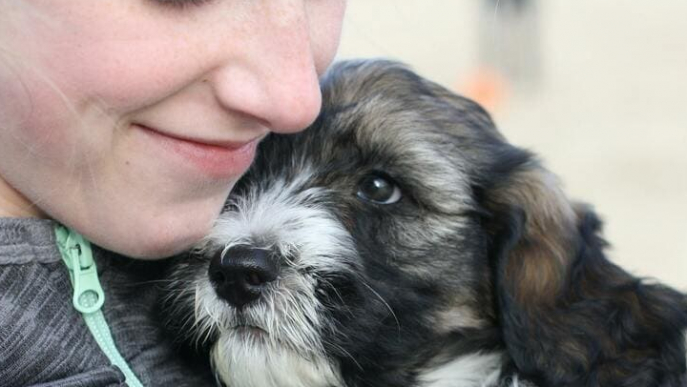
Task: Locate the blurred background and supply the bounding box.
[336,0,687,289]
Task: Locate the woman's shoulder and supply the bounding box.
[0,218,117,386]
[0,218,215,387]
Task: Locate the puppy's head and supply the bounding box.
[162,60,687,387]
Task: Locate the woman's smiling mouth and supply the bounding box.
[134,123,263,179]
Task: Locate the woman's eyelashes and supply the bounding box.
[149,0,215,9]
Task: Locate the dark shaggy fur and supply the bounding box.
[161,59,687,387]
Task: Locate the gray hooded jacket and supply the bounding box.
[0,218,215,387]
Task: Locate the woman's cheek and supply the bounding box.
[0,72,74,160]
[309,0,347,75]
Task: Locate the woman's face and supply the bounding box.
[0,0,346,258]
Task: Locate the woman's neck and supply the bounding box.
[0,175,46,218]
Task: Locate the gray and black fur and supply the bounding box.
[161,60,687,387]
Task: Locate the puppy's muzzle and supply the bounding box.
[208,246,280,309]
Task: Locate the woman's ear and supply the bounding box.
[485,160,687,386]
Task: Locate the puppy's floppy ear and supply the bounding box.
[483,156,687,386]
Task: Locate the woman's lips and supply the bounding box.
[134,124,261,179]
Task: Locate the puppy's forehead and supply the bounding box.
[322,60,441,107]
[320,60,497,163]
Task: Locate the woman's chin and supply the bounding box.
[118,235,200,260]
[86,206,219,260]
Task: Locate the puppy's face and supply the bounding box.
[163,61,687,387]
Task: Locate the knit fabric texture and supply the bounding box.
[0,218,214,387]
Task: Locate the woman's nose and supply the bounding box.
[209,3,325,134]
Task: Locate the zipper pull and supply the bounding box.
[55,225,145,387]
[55,225,105,314]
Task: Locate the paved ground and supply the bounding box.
[337,0,687,289]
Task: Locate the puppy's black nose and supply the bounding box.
[209,246,279,308]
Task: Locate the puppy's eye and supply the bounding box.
[357,174,402,204]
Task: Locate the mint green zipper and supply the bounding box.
[55,225,144,387]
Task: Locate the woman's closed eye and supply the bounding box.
[148,0,215,9]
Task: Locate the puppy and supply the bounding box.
[162,60,687,387]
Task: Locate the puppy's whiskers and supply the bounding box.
[360,280,401,335]
[323,338,363,371]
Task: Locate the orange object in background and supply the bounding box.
[459,68,509,115]
[459,0,541,115]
